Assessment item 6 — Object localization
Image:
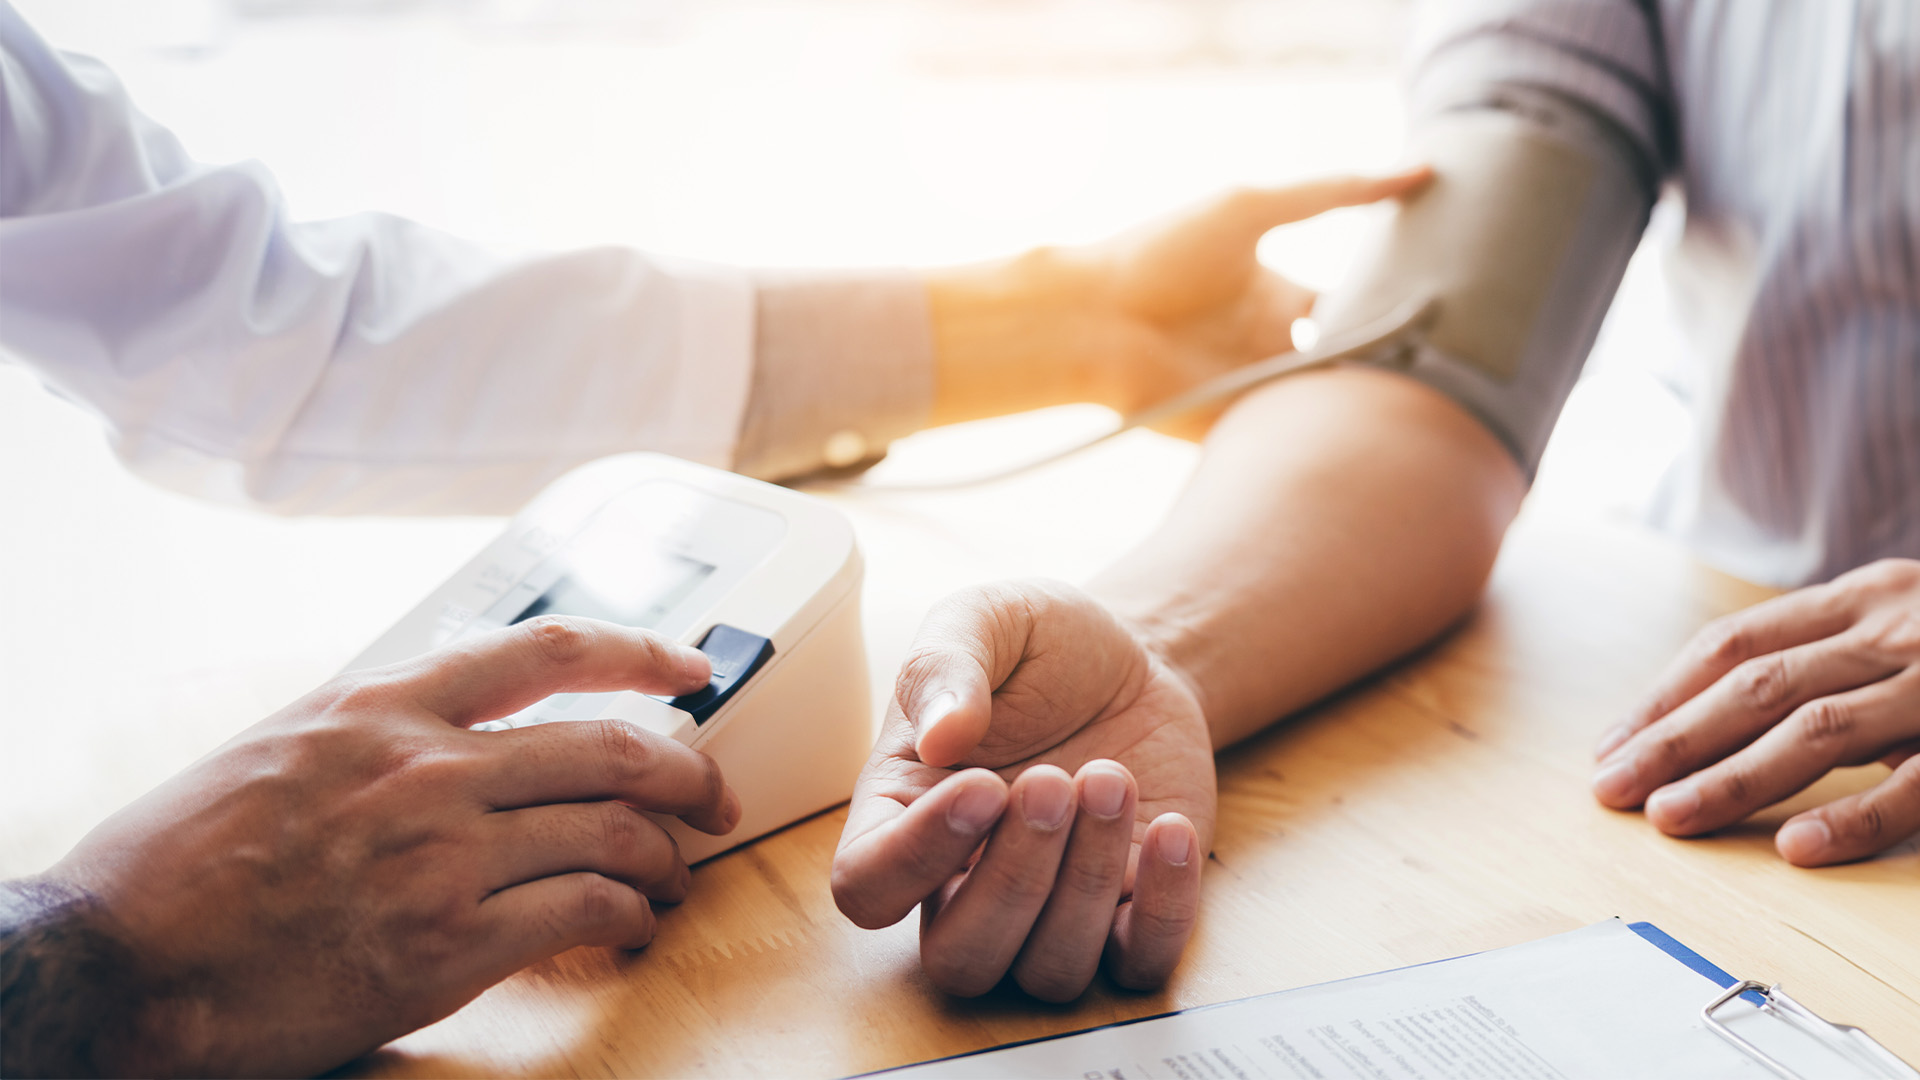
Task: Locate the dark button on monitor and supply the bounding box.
[667,624,775,725]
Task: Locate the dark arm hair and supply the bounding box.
[1,878,151,1078]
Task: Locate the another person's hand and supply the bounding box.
[1593,558,1920,865]
[832,581,1215,1001]
[5,617,737,1078]
[923,169,1432,432]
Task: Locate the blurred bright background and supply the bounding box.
[0,0,1690,874]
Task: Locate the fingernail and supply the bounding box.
[1592,759,1639,803]
[1646,783,1700,827]
[724,787,743,829]
[679,647,712,685]
[1022,776,1072,832]
[1777,819,1831,863]
[1081,768,1128,820]
[947,782,1005,835]
[1594,724,1632,760]
[1155,824,1193,867]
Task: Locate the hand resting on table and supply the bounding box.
[1595,558,1920,865]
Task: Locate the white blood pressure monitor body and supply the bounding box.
[344,453,871,864]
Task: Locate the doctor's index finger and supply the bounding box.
[406,616,712,726]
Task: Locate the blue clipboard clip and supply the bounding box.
[1703,979,1920,1080]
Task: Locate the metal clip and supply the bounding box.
[1703,979,1919,1080]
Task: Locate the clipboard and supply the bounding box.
[867,919,1918,1080]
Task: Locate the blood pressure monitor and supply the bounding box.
[345,453,872,863]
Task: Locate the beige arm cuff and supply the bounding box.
[733,269,936,482]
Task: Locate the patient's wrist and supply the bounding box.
[1108,605,1224,747]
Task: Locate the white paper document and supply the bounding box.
[874,920,1913,1080]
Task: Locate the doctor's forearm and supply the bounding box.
[1091,366,1525,749]
[735,254,1142,482]
[734,270,935,481]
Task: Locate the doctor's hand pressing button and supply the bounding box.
[832,581,1216,1001]
[1594,558,1920,866]
[2,617,736,1079]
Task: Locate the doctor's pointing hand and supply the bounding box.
[8,619,734,1078]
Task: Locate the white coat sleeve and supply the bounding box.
[0,5,753,515]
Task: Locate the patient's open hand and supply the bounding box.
[832,581,1216,1001]
[10,617,736,1078]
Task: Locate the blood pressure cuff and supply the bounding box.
[1312,83,1657,476]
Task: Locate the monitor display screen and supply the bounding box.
[510,550,714,631]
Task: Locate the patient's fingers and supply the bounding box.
[1595,585,1857,759]
[1011,762,1138,1002]
[893,586,1035,768]
[1105,814,1202,991]
[919,766,1077,997]
[831,769,1008,930]
[1594,632,1901,809]
[1775,753,1920,866]
[1643,675,1919,837]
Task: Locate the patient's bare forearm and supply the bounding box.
[1092,366,1525,748]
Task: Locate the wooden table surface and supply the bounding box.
[333,449,1919,1077]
